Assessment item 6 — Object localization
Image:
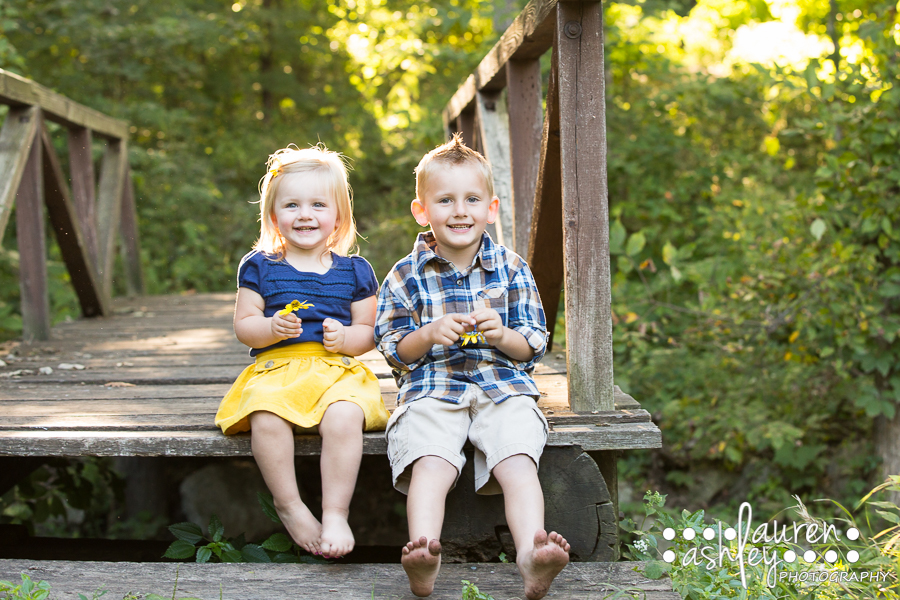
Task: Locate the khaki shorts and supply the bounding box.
[385,385,548,495]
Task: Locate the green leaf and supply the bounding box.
[208,514,224,542]
[643,561,671,580]
[221,548,244,563]
[670,265,682,282]
[875,510,900,525]
[163,540,197,560]
[241,543,273,563]
[257,492,282,524]
[810,218,826,241]
[272,552,300,563]
[610,220,626,255]
[168,522,204,544]
[626,231,646,256]
[662,242,677,265]
[196,546,213,563]
[262,533,293,552]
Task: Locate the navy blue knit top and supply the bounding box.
[237,251,379,356]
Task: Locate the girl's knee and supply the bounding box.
[249,410,290,434]
[319,401,365,436]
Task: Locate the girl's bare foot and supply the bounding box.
[320,510,355,558]
[518,530,570,600]
[274,497,322,555]
[401,536,442,597]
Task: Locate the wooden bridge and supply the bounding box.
[0,1,673,598]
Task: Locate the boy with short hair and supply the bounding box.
[375,134,570,600]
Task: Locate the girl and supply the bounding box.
[215,145,390,559]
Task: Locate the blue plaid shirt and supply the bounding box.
[375,232,547,405]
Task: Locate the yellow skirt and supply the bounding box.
[215,343,390,435]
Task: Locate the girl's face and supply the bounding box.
[271,172,339,257]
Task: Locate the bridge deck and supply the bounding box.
[0,293,660,457]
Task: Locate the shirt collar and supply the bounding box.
[413,231,498,273]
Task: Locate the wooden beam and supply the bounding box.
[41,125,109,317]
[443,0,558,123]
[119,165,144,295]
[476,90,514,248]
[66,127,99,269]
[458,109,477,148]
[527,49,564,350]
[557,1,613,412]
[0,106,40,245]
[16,117,50,341]
[506,58,544,257]
[0,69,128,140]
[96,139,126,295]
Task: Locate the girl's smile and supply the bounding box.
[272,173,339,260]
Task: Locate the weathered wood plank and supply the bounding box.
[475,89,513,248]
[119,165,145,294]
[16,112,50,341]
[41,125,109,317]
[506,58,543,257]
[527,48,564,347]
[443,0,558,122]
[0,106,40,244]
[0,560,679,600]
[95,138,126,295]
[0,68,128,139]
[66,126,99,269]
[557,1,613,412]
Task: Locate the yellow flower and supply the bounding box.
[460,330,486,346]
[278,299,314,315]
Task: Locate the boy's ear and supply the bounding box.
[486,196,500,224]
[410,198,430,227]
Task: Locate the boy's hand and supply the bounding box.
[425,313,476,346]
[271,312,302,340]
[322,318,346,353]
[470,308,504,345]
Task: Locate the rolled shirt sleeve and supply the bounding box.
[375,265,429,373]
[505,260,547,370]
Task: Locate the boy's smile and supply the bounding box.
[411,162,499,268]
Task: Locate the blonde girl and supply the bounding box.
[215,145,390,559]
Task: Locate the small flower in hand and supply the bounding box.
[278,299,314,315]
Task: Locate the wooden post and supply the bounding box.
[67,126,99,269]
[119,166,144,295]
[557,1,614,412]
[0,106,41,244]
[476,89,514,248]
[506,58,543,257]
[527,50,564,348]
[17,117,50,341]
[41,125,109,317]
[96,138,126,295]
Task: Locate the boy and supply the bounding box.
[375,134,570,600]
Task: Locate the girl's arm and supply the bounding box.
[234,287,301,348]
[323,295,376,356]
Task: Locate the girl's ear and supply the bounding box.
[410,198,429,227]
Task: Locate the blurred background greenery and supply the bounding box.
[0,0,898,525]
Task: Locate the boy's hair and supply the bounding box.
[414,133,494,200]
[255,144,358,258]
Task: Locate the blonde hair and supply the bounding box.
[414,133,494,200]
[254,144,358,258]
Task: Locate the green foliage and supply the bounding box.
[461,580,495,600]
[0,574,51,600]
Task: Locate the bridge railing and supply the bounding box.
[0,68,143,341]
[443,0,612,412]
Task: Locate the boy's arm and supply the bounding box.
[234,287,302,348]
[469,308,535,361]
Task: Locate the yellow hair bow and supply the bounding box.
[278,299,314,315]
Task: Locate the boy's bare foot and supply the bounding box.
[320,510,355,558]
[401,536,442,597]
[518,530,570,600]
[274,497,322,555]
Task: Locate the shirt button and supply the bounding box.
[264,360,274,368]
[341,357,351,365]
[456,279,463,286]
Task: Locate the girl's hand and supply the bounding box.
[425,313,476,346]
[470,308,504,345]
[322,318,346,353]
[271,312,302,340]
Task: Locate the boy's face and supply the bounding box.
[411,162,499,266]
